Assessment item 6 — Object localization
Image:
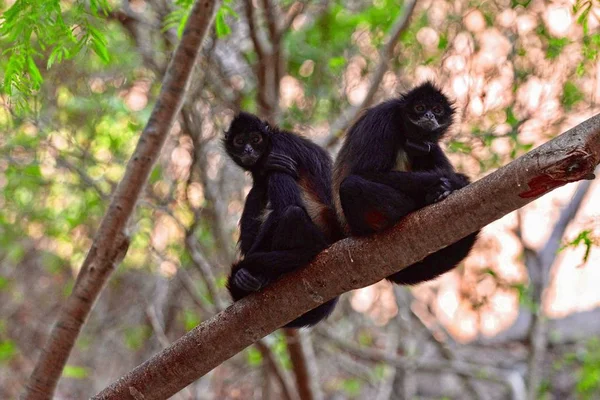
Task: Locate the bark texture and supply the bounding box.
[94,115,600,399]
[22,1,220,399]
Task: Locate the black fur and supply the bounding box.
[225,112,341,328]
[334,82,479,285]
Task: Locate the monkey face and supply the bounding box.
[407,103,448,132]
[230,131,267,166]
[400,82,455,140]
[224,112,271,170]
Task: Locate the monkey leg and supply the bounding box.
[387,231,479,285]
[339,175,417,236]
[271,205,328,251]
[230,206,327,293]
[228,206,337,328]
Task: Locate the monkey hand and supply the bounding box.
[264,153,299,179]
[425,173,469,205]
[233,268,267,293]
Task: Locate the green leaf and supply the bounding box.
[123,325,151,350]
[546,37,569,59]
[215,10,231,38]
[62,365,89,379]
[342,378,362,396]
[560,229,595,264]
[0,341,17,362]
[561,81,584,110]
[0,276,10,291]
[246,347,263,366]
[182,309,200,331]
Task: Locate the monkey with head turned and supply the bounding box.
[223,112,342,328]
[333,81,479,285]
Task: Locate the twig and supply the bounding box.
[185,234,228,312]
[526,176,595,400]
[244,0,268,58]
[254,340,299,400]
[323,0,418,148]
[374,324,399,400]
[279,2,306,38]
[318,328,522,396]
[283,330,323,400]
[177,267,216,315]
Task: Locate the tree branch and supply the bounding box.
[318,327,523,395]
[526,176,594,399]
[323,0,417,148]
[22,1,221,398]
[94,114,600,399]
[254,340,299,400]
[283,329,323,400]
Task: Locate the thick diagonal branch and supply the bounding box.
[22,1,221,399]
[95,114,600,400]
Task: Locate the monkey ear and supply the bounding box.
[223,129,230,140]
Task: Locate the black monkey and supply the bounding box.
[224,112,342,328]
[333,81,479,285]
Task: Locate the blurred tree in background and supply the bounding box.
[1,0,600,398]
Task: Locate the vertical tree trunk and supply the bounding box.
[22,1,221,399]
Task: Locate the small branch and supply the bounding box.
[254,340,299,400]
[320,329,500,381]
[283,330,323,400]
[323,0,418,148]
[279,2,305,38]
[94,114,600,399]
[260,0,279,45]
[319,328,524,397]
[56,157,110,200]
[177,267,216,315]
[374,325,399,400]
[526,177,594,400]
[244,0,268,58]
[22,1,221,398]
[185,234,228,312]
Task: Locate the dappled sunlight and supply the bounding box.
[350,281,398,326]
[545,5,573,37]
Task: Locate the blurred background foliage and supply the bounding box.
[1,0,600,398]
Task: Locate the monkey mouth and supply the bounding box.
[239,154,259,166]
[414,117,440,131]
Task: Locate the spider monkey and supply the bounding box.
[333,81,479,285]
[224,112,342,328]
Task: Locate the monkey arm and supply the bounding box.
[360,170,446,197]
[266,172,305,213]
[243,172,305,255]
[263,153,299,179]
[239,184,268,255]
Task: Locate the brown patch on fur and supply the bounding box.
[364,210,387,231]
[298,174,327,229]
[332,162,350,234]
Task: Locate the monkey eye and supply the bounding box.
[252,135,262,144]
[234,137,245,147]
[414,104,425,113]
[432,106,444,115]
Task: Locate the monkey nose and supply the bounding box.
[425,111,435,120]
